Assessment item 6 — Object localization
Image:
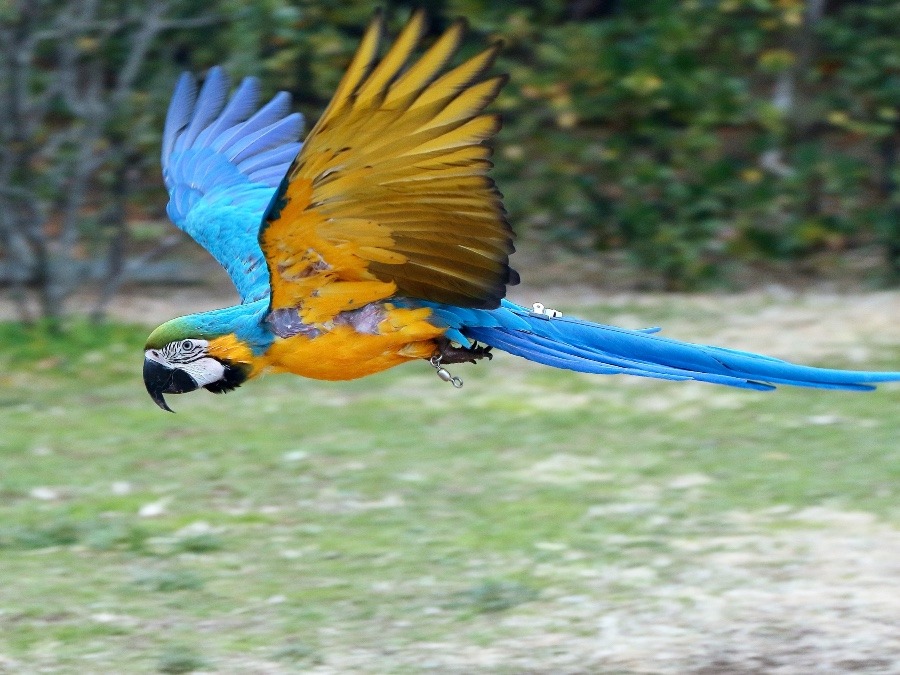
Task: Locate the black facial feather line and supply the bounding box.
[203,362,247,394]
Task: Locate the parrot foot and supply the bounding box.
[434,338,493,365]
[429,340,492,389]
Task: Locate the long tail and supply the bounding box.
[433,302,900,392]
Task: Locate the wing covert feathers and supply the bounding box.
[262,11,518,317]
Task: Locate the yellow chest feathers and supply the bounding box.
[262,305,443,381]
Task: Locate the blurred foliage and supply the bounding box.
[7,0,896,293]
[482,0,898,288]
[155,0,900,289]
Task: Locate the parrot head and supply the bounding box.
[143,316,255,412]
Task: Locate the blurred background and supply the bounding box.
[0,0,898,322]
[0,1,898,673]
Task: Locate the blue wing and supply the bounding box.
[418,300,900,391]
[161,67,304,303]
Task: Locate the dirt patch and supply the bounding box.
[308,510,900,674]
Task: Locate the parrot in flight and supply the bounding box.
[143,10,900,412]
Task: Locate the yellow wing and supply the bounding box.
[260,10,518,324]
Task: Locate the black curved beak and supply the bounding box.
[143,358,199,413]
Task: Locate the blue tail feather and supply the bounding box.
[426,301,900,392]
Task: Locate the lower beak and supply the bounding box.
[143,358,199,412]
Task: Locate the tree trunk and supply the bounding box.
[879,134,900,283]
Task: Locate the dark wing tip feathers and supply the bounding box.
[481,108,518,298]
[422,27,517,304]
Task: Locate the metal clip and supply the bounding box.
[532,302,563,318]
[429,355,463,388]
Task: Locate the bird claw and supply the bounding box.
[435,338,492,365]
[428,340,492,388]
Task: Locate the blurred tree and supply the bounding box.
[0,0,216,323]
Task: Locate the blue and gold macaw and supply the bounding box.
[143,11,900,411]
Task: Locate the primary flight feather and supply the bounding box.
[143,10,900,411]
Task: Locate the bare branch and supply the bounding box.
[0,0,226,319]
[110,3,169,105]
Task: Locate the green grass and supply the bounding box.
[0,301,897,672]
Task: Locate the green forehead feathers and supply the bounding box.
[144,316,225,349]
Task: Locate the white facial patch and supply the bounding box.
[174,356,225,387]
[145,339,225,387]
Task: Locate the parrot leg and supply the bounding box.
[433,337,493,364]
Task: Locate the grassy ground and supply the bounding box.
[0,293,898,674]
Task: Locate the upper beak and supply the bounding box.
[143,358,199,413]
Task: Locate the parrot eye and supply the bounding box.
[183,340,194,350]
